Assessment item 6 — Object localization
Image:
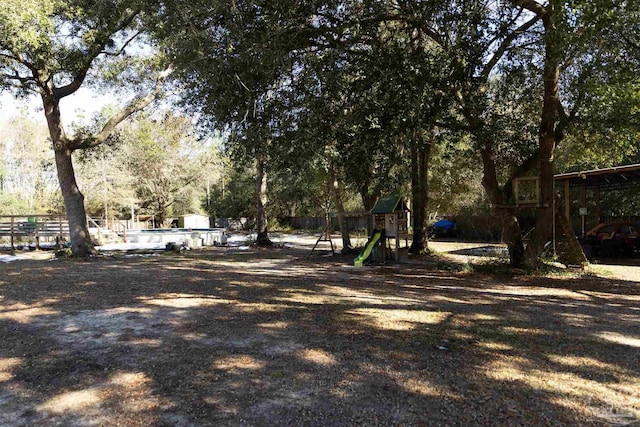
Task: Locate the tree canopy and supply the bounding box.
[1,0,639,265]
[0,0,172,255]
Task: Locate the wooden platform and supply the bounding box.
[0,215,69,251]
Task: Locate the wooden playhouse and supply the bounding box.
[369,195,410,262]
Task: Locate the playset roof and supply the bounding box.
[370,195,409,214]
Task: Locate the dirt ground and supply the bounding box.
[0,235,639,426]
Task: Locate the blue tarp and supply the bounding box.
[432,219,456,230]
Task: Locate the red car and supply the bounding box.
[582,221,640,257]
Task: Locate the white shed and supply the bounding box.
[178,214,210,229]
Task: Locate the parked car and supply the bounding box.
[580,221,640,257]
[428,219,458,239]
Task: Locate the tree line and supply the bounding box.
[0,111,221,225]
[1,0,639,267]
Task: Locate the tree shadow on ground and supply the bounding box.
[0,247,638,426]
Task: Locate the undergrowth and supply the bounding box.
[433,258,585,278]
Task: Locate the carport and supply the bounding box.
[555,163,640,235]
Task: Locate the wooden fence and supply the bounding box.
[280,216,370,231]
[0,215,69,251]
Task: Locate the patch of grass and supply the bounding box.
[534,262,583,278]
[431,258,515,276]
[473,260,586,279]
[54,247,73,259]
[585,264,615,277]
[433,258,586,279]
[267,218,293,232]
[470,260,517,276]
[244,234,256,246]
[434,259,474,273]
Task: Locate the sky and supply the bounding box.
[0,89,117,126]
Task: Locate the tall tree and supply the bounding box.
[0,0,170,256]
[160,0,639,266]
[162,2,265,244]
[382,0,637,266]
[507,0,640,266]
[122,112,214,226]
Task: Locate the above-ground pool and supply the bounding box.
[124,228,228,246]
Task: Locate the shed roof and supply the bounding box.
[370,195,409,214]
[554,164,640,190]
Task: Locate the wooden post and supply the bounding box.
[581,182,587,236]
[564,180,570,219]
[10,216,14,254]
[35,215,40,250]
[595,185,601,225]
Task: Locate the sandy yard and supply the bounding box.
[0,234,638,426]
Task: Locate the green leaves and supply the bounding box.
[0,0,158,98]
[157,0,640,221]
[0,0,57,51]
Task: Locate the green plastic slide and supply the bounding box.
[353,231,382,267]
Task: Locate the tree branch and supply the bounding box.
[0,52,21,63]
[71,65,173,150]
[433,120,475,132]
[554,90,583,141]
[0,79,37,92]
[85,9,142,63]
[517,0,549,21]
[557,99,569,123]
[1,71,36,85]
[621,33,640,52]
[101,31,141,57]
[486,9,523,48]
[369,13,446,48]
[53,69,88,99]
[0,51,39,77]
[481,14,541,81]
[54,10,142,100]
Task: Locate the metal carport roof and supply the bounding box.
[554,164,640,190]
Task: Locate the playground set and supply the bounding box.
[354,195,410,267]
[305,195,410,266]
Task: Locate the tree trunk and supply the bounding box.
[37,65,168,256]
[329,168,353,252]
[523,134,556,268]
[409,131,431,254]
[360,191,378,212]
[156,199,167,227]
[255,157,271,246]
[554,195,588,266]
[42,90,94,257]
[502,213,525,266]
[524,8,560,268]
[54,147,95,256]
[480,144,525,266]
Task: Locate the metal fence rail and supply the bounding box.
[0,215,69,251]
